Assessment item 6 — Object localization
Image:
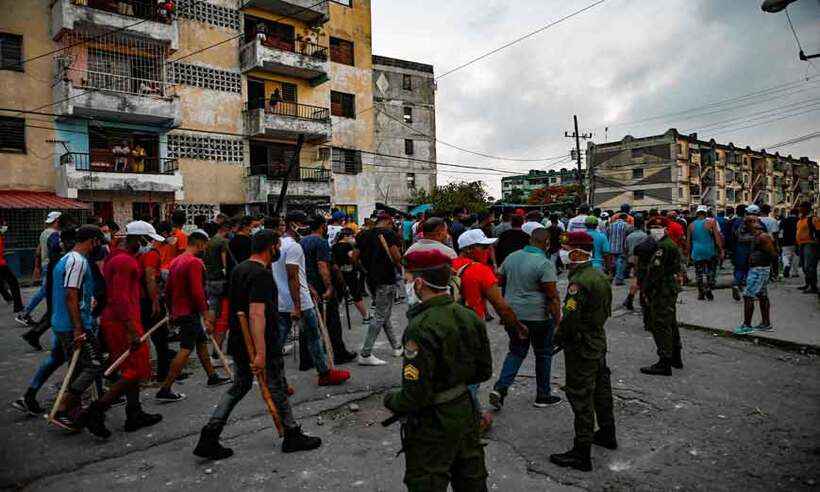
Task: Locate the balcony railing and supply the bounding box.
[250,164,331,182]
[71,0,175,24]
[61,68,171,98]
[61,152,178,175]
[257,35,328,61]
[248,99,330,121]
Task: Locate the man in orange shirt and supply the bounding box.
[170,210,188,257]
[796,202,819,294]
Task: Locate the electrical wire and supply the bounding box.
[765,131,820,150]
[785,7,818,73]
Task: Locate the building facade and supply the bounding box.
[588,129,818,213]
[372,55,436,210]
[0,0,382,233]
[500,168,583,203]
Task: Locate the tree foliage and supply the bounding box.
[410,181,493,213]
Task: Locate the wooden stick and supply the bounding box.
[103,316,168,377]
[314,296,335,370]
[237,312,284,436]
[47,349,80,422]
[209,334,233,379]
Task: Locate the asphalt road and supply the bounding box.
[0,286,818,491]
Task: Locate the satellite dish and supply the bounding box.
[761,0,798,13]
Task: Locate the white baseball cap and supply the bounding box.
[457,229,497,250]
[746,204,761,215]
[125,220,164,242]
[45,211,62,224]
[522,221,545,236]
[696,205,709,214]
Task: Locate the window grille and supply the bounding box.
[57,30,169,97]
[168,62,241,93]
[0,33,23,71]
[176,0,240,30]
[167,133,245,163]
[172,203,217,224]
[404,139,414,155]
[331,147,361,174]
[0,116,25,153]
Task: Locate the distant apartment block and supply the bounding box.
[501,168,584,203]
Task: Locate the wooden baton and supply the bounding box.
[47,348,81,423]
[209,334,234,379]
[103,316,168,377]
[237,311,284,436]
[314,297,335,370]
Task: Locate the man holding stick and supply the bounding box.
[194,230,321,459]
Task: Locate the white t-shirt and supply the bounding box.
[567,214,589,232]
[272,236,314,313]
[760,216,779,236]
[327,224,342,246]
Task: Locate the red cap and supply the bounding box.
[514,208,526,216]
[562,231,593,248]
[404,249,452,272]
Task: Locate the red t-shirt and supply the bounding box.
[452,256,497,319]
[138,249,161,301]
[101,249,142,326]
[166,252,208,319]
[172,228,188,255]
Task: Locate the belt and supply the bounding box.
[432,384,469,406]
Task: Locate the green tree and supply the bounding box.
[410,181,493,213]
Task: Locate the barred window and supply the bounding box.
[404,139,414,156]
[176,0,240,30]
[0,116,25,153]
[0,33,23,71]
[168,62,241,93]
[167,133,244,163]
[332,147,361,174]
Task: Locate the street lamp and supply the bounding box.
[760,0,798,13]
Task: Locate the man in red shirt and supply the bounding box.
[170,210,189,257]
[76,221,163,435]
[156,229,230,402]
[138,226,172,382]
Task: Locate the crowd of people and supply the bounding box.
[1,198,818,488]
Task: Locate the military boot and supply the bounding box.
[592,425,618,450]
[671,348,683,369]
[281,425,322,453]
[622,295,634,311]
[550,442,592,472]
[124,404,163,432]
[640,358,672,376]
[193,422,234,460]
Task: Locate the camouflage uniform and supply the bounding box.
[555,262,614,446]
[384,295,492,492]
[637,236,682,360]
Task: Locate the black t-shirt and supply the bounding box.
[357,227,400,287]
[227,259,279,361]
[547,225,563,254]
[332,241,354,271]
[300,234,331,292]
[495,229,531,266]
[229,234,252,268]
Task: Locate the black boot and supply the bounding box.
[124,405,163,432]
[671,348,683,369]
[193,422,234,460]
[549,442,592,472]
[622,295,634,311]
[731,286,741,300]
[592,425,618,450]
[640,358,672,376]
[705,290,714,301]
[783,266,790,278]
[281,425,322,453]
[76,404,111,439]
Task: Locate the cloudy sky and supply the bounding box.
[371,0,820,199]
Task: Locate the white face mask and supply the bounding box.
[0,226,7,234]
[650,228,666,241]
[405,280,420,306]
[251,226,263,235]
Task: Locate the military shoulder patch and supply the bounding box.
[564,298,577,312]
[403,364,420,381]
[655,250,664,257]
[404,340,419,360]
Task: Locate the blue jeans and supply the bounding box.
[30,332,64,391]
[493,319,555,398]
[278,309,329,374]
[614,254,628,283]
[24,264,47,316]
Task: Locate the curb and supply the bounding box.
[678,322,819,354]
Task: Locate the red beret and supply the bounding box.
[404,249,452,272]
[563,231,593,248]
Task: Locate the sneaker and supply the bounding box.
[11,395,43,416]
[391,348,404,358]
[14,314,33,327]
[731,286,741,301]
[734,325,754,335]
[534,395,562,407]
[357,354,387,366]
[155,389,187,403]
[282,343,294,356]
[318,368,350,386]
[109,396,127,408]
[21,331,43,351]
[207,374,232,387]
[50,411,80,432]
[753,323,774,332]
[705,291,714,301]
[282,425,322,453]
[488,390,505,411]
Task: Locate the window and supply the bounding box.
[406,173,416,189]
[405,139,414,155]
[0,116,25,153]
[678,188,683,198]
[727,188,735,202]
[0,33,22,71]
[329,37,354,66]
[403,106,412,123]
[632,168,644,179]
[633,190,645,200]
[331,91,355,118]
[630,148,642,159]
[676,143,684,157]
[331,0,352,6]
[332,147,362,174]
[402,74,412,91]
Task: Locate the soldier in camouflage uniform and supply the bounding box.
[384,249,492,491]
[637,217,683,376]
[550,231,616,472]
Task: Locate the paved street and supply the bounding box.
[1,283,818,491]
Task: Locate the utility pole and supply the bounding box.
[564,115,592,204]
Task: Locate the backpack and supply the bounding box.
[448,261,476,305]
[633,236,658,264]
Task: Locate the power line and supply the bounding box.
[435,0,608,80]
[765,131,820,150]
[785,7,818,74]
[685,97,820,134]
[709,106,820,136]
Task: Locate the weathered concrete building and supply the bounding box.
[372,55,436,210]
[588,129,818,212]
[500,168,583,203]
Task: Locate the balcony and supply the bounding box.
[51,0,179,50]
[240,38,328,81]
[57,152,184,200]
[245,100,331,142]
[246,166,331,203]
[242,0,329,25]
[53,70,180,127]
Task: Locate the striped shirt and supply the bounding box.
[51,251,93,332]
[608,219,631,255]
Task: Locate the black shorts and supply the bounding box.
[342,270,365,302]
[175,315,207,350]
